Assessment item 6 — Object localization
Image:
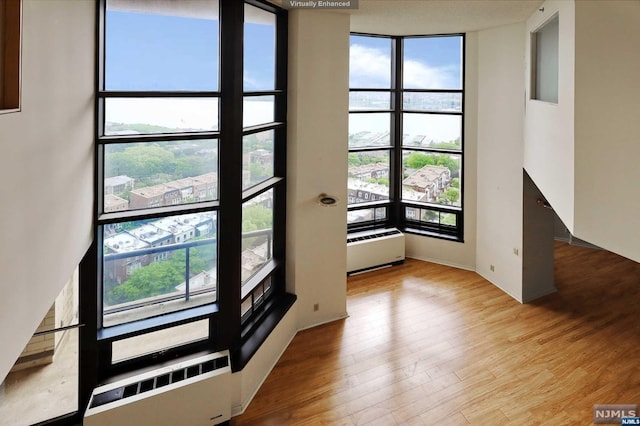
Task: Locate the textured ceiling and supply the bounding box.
[351,0,544,35]
[272,0,545,35]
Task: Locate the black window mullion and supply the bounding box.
[217,0,244,357]
[391,36,403,225]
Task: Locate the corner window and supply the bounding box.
[91,0,287,379]
[348,33,464,240]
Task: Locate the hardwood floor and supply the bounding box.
[232,242,640,425]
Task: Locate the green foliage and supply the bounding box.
[242,205,272,232]
[348,153,388,167]
[404,152,459,176]
[248,162,272,183]
[446,187,460,203]
[109,260,185,304]
[348,153,362,166]
[440,213,457,226]
[106,242,217,305]
[243,134,273,154]
[104,141,218,189]
[175,157,207,179]
[437,187,460,205]
[451,178,460,189]
[106,123,179,134]
[430,141,460,150]
[362,177,389,187]
[106,145,176,181]
[422,210,438,222]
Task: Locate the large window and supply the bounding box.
[84,0,289,394]
[348,34,464,240]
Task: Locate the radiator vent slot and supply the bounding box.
[89,355,229,408]
[347,228,405,274]
[347,229,402,244]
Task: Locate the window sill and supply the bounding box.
[232,292,296,372]
[403,226,463,243]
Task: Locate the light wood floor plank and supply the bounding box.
[232,242,640,425]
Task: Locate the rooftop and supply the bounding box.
[403,165,450,188]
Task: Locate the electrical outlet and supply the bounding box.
[513,248,519,256]
[490,264,495,272]
[313,303,319,312]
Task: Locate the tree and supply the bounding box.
[242,204,272,232]
[106,144,177,180]
[404,152,459,176]
[348,153,362,166]
[176,156,207,178]
[107,241,217,305]
[109,260,185,304]
[439,187,459,205]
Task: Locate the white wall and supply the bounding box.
[406,32,478,271]
[232,304,297,416]
[524,0,575,232]
[573,0,640,263]
[287,10,349,330]
[0,0,94,383]
[476,23,525,301]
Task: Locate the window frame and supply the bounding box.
[348,33,465,242]
[77,1,292,415]
[0,0,21,111]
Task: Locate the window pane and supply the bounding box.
[242,189,273,284]
[405,207,457,226]
[348,151,390,205]
[241,297,252,322]
[102,212,217,327]
[349,113,391,148]
[347,207,387,225]
[104,98,219,135]
[403,92,462,113]
[402,151,461,206]
[403,36,462,90]
[243,130,274,190]
[244,4,275,91]
[350,35,391,88]
[104,140,218,212]
[112,320,209,362]
[105,0,219,91]
[402,113,461,150]
[532,15,559,103]
[349,92,391,111]
[244,95,274,128]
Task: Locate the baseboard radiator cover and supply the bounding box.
[347,228,405,274]
[84,351,231,426]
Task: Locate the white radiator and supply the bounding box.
[84,351,231,426]
[347,228,405,274]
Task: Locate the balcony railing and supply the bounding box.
[102,229,273,324]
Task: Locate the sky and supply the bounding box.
[105,9,275,91]
[349,35,463,142]
[349,35,462,89]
